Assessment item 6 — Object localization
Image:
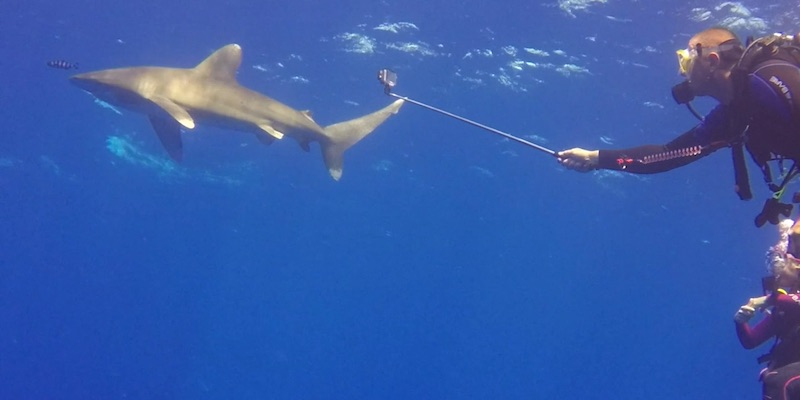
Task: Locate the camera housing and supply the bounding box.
[377,69,397,94]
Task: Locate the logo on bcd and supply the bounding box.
[770,76,792,101]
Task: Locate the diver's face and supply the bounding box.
[778,257,800,288]
[685,42,715,95]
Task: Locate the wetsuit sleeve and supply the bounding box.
[596,106,732,173]
[736,292,800,349]
[736,313,775,349]
[596,130,706,173]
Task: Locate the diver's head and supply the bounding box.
[776,258,800,290]
[673,27,743,103]
[767,219,800,290]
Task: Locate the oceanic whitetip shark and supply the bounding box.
[70,44,404,180]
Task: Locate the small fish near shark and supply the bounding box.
[47,60,79,70]
[70,44,404,180]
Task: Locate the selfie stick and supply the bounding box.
[376,69,557,157]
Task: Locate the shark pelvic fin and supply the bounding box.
[254,133,275,146]
[149,95,195,129]
[149,116,184,162]
[194,44,242,81]
[257,123,284,140]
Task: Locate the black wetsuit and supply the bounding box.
[597,57,800,174]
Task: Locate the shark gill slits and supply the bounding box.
[47,60,79,70]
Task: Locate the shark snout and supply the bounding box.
[69,75,90,92]
[69,73,95,90]
[68,72,121,97]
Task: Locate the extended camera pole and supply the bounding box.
[377,69,557,157]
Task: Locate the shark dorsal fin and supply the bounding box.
[301,110,315,122]
[194,44,242,81]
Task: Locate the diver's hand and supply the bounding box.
[734,305,756,324]
[734,296,768,323]
[557,148,599,172]
[748,295,769,310]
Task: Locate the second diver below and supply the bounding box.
[736,219,800,399]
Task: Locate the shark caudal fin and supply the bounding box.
[321,99,404,180]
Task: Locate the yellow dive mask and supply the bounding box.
[676,42,742,76]
[676,47,696,76]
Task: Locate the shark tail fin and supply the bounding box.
[321,99,404,180]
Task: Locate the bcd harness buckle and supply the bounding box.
[754,160,798,227]
[732,130,797,227]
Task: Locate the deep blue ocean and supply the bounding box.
[3,0,799,398]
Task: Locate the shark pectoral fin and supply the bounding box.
[149,95,195,129]
[149,116,184,162]
[257,123,284,140]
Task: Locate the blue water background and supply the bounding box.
[2,0,798,398]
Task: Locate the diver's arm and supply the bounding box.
[558,129,712,173]
[736,311,775,349]
[595,128,714,173]
[559,105,732,173]
[735,294,784,349]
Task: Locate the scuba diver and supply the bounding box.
[557,27,800,230]
[735,219,800,400]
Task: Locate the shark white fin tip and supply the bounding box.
[257,123,284,139]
